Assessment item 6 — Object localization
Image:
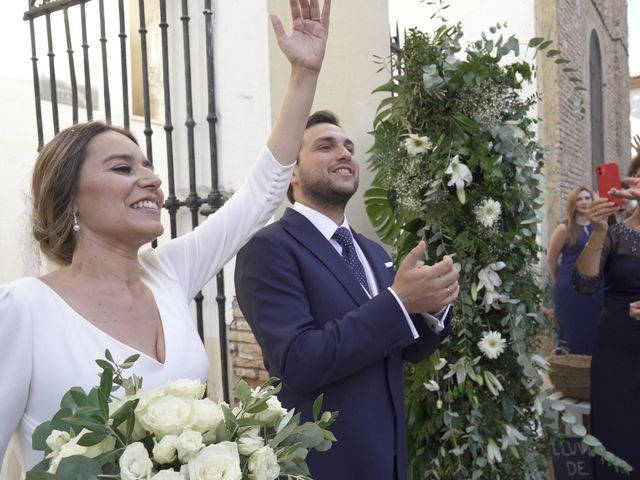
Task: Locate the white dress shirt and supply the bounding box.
[292,203,447,338]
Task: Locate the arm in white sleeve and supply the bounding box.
[151,147,293,300]
[0,284,33,466]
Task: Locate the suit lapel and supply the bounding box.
[281,208,370,305]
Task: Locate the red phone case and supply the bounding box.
[596,163,623,206]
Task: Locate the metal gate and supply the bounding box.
[24,0,231,401]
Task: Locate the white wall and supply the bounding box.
[0,2,40,283]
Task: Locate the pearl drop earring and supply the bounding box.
[73,211,80,232]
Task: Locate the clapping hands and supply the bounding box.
[392,241,460,314]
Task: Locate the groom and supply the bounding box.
[234,111,459,479]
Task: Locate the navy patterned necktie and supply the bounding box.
[332,227,371,295]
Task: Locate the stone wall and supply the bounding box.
[538,0,630,236]
[229,299,269,388]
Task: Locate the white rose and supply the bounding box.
[237,428,264,456]
[137,395,195,439]
[119,442,153,480]
[136,388,166,411]
[45,430,70,454]
[191,399,224,434]
[254,396,287,425]
[187,442,241,480]
[153,435,179,464]
[47,430,115,474]
[164,379,206,400]
[247,446,280,480]
[151,469,185,479]
[177,430,205,462]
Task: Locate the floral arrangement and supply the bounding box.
[26,351,337,480]
[366,11,630,479]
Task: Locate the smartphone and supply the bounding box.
[596,163,623,206]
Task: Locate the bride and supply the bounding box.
[0,0,331,476]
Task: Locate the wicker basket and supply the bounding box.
[547,354,591,400]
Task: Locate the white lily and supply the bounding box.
[483,369,505,396]
[487,439,503,464]
[477,262,506,293]
[443,356,477,385]
[445,155,473,204]
[434,357,448,371]
[530,354,550,370]
[424,380,440,392]
[500,425,527,449]
[476,262,509,311]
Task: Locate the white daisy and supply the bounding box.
[403,133,432,155]
[477,331,507,360]
[445,155,473,204]
[474,198,502,228]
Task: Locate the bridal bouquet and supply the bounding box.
[26,351,337,480]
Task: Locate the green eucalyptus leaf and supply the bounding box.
[104,349,114,363]
[235,380,251,403]
[31,421,54,452]
[123,354,141,366]
[312,394,324,422]
[75,431,109,446]
[54,455,101,480]
[571,424,587,437]
[25,472,55,480]
[582,435,602,447]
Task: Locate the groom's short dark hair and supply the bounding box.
[305,110,340,129]
[287,110,341,204]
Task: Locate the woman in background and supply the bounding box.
[574,172,640,479]
[547,186,602,354]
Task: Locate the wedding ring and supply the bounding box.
[311,17,321,21]
[446,286,451,295]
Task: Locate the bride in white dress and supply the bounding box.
[0,1,331,477]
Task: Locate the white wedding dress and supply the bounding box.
[0,147,292,478]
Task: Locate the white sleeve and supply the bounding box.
[150,146,294,301]
[0,284,33,466]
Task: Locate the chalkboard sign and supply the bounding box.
[551,438,593,479]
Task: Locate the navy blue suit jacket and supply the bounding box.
[234,208,450,480]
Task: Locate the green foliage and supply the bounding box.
[366,16,630,479]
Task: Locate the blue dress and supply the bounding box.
[553,223,603,354]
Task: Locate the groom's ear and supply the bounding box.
[287,167,299,203]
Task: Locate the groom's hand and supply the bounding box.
[391,241,459,314]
